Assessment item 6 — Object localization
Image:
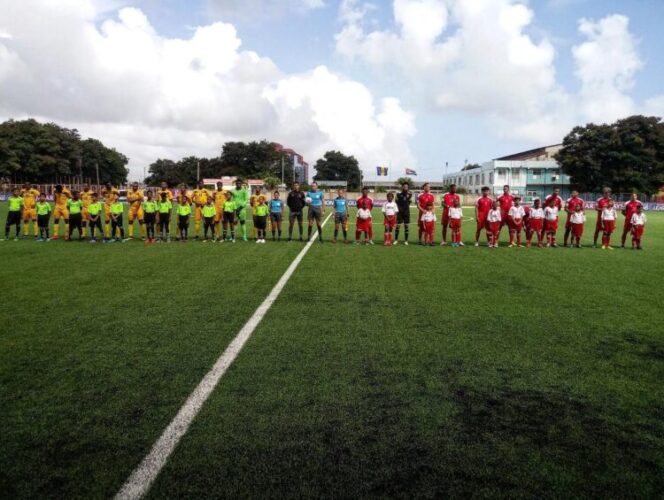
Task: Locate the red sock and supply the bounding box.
[368,226,373,240]
[355,229,361,240]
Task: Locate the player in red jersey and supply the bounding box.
[621,193,643,248]
[475,186,493,246]
[544,188,563,210]
[593,188,612,247]
[525,198,544,247]
[563,190,585,247]
[356,187,374,244]
[417,183,435,245]
[440,184,460,245]
[497,185,514,230]
[507,196,526,247]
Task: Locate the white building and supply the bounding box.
[444,145,572,200]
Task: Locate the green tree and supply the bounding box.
[313,151,361,190]
[396,176,413,187]
[262,176,280,191]
[0,119,128,185]
[556,115,664,194]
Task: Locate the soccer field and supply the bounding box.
[1,205,663,498]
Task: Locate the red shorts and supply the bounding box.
[528,219,543,232]
[450,218,461,230]
[357,218,372,232]
[595,216,604,231]
[500,211,509,226]
[488,221,501,234]
[544,219,558,232]
[565,215,573,229]
[442,209,450,226]
[572,223,584,238]
[623,219,633,231]
[384,215,396,229]
[602,220,615,234]
[423,221,435,234]
[477,214,488,231]
[632,225,644,238]
[511,220,523,232]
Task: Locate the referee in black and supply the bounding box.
[394,181,412,245]
[287,181,306,241]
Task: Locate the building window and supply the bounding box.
[475,174,480,184]
[532,169,541,178]
[489,173,494,184]
[481,173,485,184]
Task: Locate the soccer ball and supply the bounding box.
[305,196,312,204]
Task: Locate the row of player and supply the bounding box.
[3,180,648,249]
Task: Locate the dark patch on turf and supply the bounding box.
[595,331,664,363]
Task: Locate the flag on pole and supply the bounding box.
[376,166,388,176]
[405,168,418,176]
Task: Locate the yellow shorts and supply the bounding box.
[82,207,90,221]
[214,208,223,223]
[195,206,203,222]
[128,205,144,222]
[104,205,112,222]
[54,205,69,219]
[23,208,37,221]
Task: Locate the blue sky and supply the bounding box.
[2,0,663,180]
[131,0,664,177]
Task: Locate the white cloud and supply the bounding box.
[0,0,412,179]
[336,0,656,145]
[573,14,642,123]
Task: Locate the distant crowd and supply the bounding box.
[3,180,647,250]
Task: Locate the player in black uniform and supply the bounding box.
[287,181,306,241]
[394,182,412,245]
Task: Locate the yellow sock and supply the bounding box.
[128,224,134,238]
[105,222,110,238]
[23,222,29,236]
[83,225,87,238]
[33,221,38,235]
[141,224,146,237]
[64,223,69,238]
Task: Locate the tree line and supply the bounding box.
[2,116,662,194]
[0,119,129,185]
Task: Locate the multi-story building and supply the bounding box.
[273,143,309,184]
[444,144,572,201]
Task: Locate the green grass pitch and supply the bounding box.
[1,204,663,498]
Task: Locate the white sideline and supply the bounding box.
[115,213,332,500]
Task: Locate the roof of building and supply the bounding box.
[494,144,562,161]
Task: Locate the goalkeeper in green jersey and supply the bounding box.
[232,179,250,242]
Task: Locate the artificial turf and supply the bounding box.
[1,204,662,498]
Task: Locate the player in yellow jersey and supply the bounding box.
[250,186,269,239]
[101,182,120,238]
[191,180,211,239]
[126,182,145,239]
[20,182,41,238]
[52,184,71,239]
[79,183,95,238]
[213,181,228,241]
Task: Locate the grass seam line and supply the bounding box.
[114,213,333,500]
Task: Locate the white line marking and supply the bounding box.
[115,213,333,500]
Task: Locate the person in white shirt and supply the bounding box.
[421,202,437,246]
[600,200,617,250]
[543,198,560,247]
[569,205,586,247]
[355,207,373,245]
[507,196,526,247]
[487,201,502,248]
[381,192,399,246]
[448,199,464,247]
[630,205,647,250]
[526,198,544,248]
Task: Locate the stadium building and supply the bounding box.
[273,143,310,184]
[444,144,572,200]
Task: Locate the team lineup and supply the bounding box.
[3,180,648,249]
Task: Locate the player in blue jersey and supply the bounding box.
[306,181,325,243]
[269,191,284,241]
[332,189,349,244]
